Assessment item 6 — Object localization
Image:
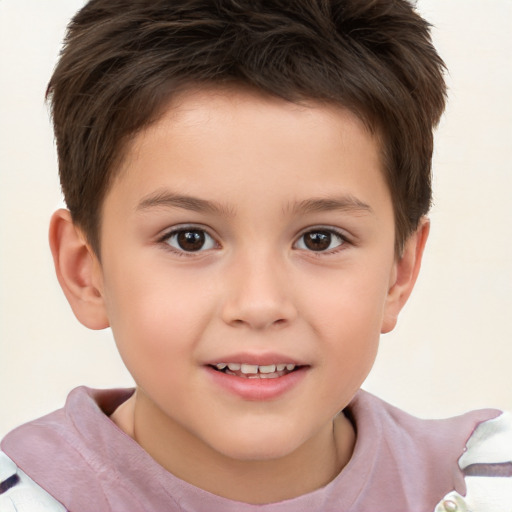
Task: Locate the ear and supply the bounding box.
[381,218,430,334]
[49,209,109,330]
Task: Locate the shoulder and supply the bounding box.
[435,411,512,512]
[0,451,66,512]
[347,391,511,510]
[0,387,136,512]
[350,390,503,462]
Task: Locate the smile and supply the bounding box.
[206,361,308,401]
[211,363,298,379]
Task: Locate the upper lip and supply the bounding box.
[203,352,308,367]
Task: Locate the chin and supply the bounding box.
[206,427,307,462]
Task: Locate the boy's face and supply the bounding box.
[94,88,403,461]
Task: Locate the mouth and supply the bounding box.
[205,359,309,400]
[209,362,301,379]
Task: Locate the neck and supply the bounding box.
[111,389,356,504]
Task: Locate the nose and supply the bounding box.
[220,252,297,330]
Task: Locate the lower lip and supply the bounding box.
[205,366,308,401]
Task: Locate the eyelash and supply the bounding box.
[157,226,350,256]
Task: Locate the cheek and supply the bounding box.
[103,268,213,374]
[302,266,390,332]
[300,267,389,378]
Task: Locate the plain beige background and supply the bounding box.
[1,0,511,438]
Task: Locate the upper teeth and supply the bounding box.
[215,363,296,373]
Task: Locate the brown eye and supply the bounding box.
[177,230,205,251]
[296,229,345,252]
[166,228,216,252]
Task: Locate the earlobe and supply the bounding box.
[49,209,109,330]
[381,218,430,334]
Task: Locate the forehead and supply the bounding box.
[107,86,389,218]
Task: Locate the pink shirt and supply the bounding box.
[1,387,500,511]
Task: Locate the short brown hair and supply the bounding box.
[47,0,446,254]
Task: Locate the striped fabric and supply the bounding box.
[435,412,512,512]
[0,452,66,511]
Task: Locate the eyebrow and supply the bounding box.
[137,190,373,217]
[287,195,374,216]
[137,190,234,216]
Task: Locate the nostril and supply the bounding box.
[228,317,287,329]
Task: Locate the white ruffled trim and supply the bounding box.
[435,412,512,512]
[0,452,66,512]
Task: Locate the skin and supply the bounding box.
[50,87,428,504]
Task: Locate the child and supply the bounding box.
[1,0,511,511]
